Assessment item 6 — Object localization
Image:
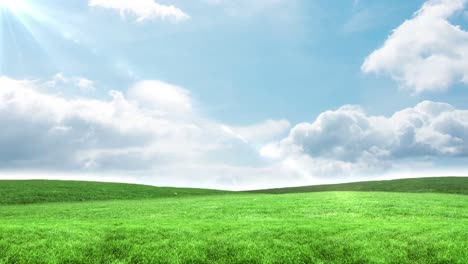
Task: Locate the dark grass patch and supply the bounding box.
[248,177,468,195]
[0,180,230,205]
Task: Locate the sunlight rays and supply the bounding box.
[0,0,70,75]
[0,0,26,12]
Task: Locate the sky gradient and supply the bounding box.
[1,0,468,190]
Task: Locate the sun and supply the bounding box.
[0,0,26,11]
[0,0,15,8]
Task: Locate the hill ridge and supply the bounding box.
[1,177,466,205]
[248,177,468,195]
[0,180,230,205]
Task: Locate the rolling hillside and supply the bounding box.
[1,177,466,206]
[249,177,468,195]
[0,177,466,263]
[0,180,229,205]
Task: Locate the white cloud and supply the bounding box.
[1,76,468,189]
[0,77,225,170]
[88,0,189,22]
[222,119,290,145]
[128,80,193,113]
[75,78,95,92]
[46,73,95,93]
[362,0,468,93]
[263,101,468,178]
[0,76,293,190]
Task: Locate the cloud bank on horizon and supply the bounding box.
[0,0,468,189]
[1,76,467,189]
[0,77,294,189]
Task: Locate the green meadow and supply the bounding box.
[0,178,467,263]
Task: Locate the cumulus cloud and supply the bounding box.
[88,0,189,22]
[0,77,220,170]
[262,101,468,178]
[362,0,468,93]
[0,76,293,189]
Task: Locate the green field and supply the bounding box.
[0,178,467,263]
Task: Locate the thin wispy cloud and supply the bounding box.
[88,0,189,22]
[202,0,294,17]
[46,73,95,93]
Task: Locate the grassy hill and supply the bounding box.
[0,180,229,205]
[1,177,465,205]
[0,177,467,263]
[249,177,468,195]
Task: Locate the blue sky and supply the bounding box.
[1,0,468,189]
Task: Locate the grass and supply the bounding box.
[249,177,468,195]
[0,180,229,205]
[0,177,467,263]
